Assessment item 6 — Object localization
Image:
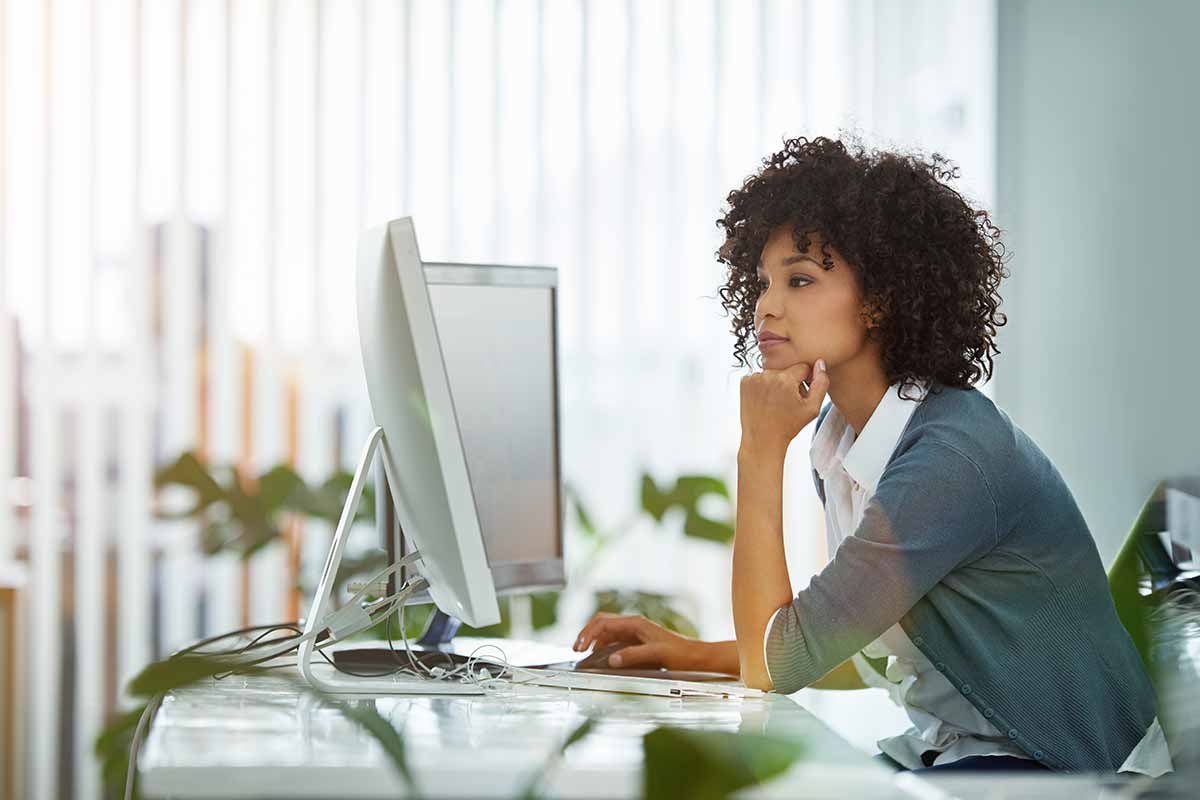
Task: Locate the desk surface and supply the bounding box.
[139,666,915,799]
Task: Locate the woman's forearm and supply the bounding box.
[732,445,795,691]
[697,640,741,675]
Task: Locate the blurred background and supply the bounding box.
[2,0,1197,798]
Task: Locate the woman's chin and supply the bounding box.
[761,348,807,370]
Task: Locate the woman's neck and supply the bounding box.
[825,351,891,437]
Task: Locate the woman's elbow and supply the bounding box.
[740,663,774,692]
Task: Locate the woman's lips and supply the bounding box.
[759,338,789,350]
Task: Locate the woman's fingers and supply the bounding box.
[573,614,646,652]
[782,362,813,390]
[573,612,612,650]
[582,617,643,651]
[607,643,662,669]
[806,358,830,405]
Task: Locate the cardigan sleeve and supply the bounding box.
[764,439,1000,694]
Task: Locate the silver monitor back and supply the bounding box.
[381,261,565,605]
[356,219,501,627]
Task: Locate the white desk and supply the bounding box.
[138,668,918,799]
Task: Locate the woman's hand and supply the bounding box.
[572,613,709,671]
[738,358,829,458]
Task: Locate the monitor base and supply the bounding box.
[302,657,484,695]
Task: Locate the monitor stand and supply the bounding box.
[417,608,461,647]
[296,426,483,695]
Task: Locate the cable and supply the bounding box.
[379,592,552,690]
[185,553,427,670]
[122,553,426,800]
[124,562,571,798]
[170,622,304,659]
[125,692,164,800]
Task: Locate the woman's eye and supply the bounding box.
[757,276,809,291]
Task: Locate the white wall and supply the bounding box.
[994,0,1200,562]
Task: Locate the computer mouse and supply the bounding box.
[576,640,640,670]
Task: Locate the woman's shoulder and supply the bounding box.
[899,384,1021,470]
[897,383,1063,502]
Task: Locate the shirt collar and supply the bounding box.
[811,381,928,492]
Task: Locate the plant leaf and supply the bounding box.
[519,715,598,800]
[95,704,146,800]
[98,647,416,800]
[640,474,672,522]
[457,596,512,638]
[338,700,419,796]
[198,520,234,556]
[642,727,804,800]
[640,472,734,545]
[564,482,598,538]
[154,452,228,516]
[530,591,560,630]
[285,472,375,524]
[126,654,259,698]
[98,652,275,798]
[672,475,730,502]
[682,510,735,545]
[257,465,306,513]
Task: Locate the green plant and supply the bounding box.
[592,590,699,639]
[566,470,735,634]
[518,716,598,800]
[566,471,734,568]
[455,591,563,638]
[155,452,373,559]
[642,726,805,800]
[639,473,734,544]
[156,451,735,642]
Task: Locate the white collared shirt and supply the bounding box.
[765,381,1172,774]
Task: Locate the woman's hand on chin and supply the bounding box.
[739,358,830,458]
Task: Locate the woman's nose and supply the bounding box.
[756,286,783,319]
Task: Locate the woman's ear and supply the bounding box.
[860,297,889,332]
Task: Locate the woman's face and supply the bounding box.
[752,225,874,371]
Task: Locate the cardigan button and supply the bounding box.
[1033,750,1045,760]
[1007,728,1018,739]
[934,661,946,671]
[913,636,925,646]
[960,684,972,696]
[983,708,994,719]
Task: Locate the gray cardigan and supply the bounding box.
[763,383,1159,773]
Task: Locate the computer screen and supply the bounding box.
[382,263,565,599]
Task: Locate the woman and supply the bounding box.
[572,136,1172,775]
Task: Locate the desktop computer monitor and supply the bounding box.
[300,217,565,693]
[353,218,503,628]
[378,259,566,621]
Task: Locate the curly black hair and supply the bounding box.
[716,134,1010,398]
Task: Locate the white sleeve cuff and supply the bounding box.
[762,607,783,685]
